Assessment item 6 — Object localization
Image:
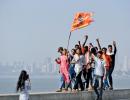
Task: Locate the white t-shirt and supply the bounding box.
[94,57,106,76]
[73,54,85,76]
[19,80,31,100]
[107,51,114,56]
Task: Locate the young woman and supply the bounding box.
[71,48,85,91]
[68,49,76,89]
[55,47,65,92]
[55,49,70,91]
[16,70,31,100]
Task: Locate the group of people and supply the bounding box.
[55,35,117,100]
[15,35,117,100]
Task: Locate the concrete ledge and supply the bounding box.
[0,89,130,100]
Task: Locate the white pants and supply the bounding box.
[19,93,29,100]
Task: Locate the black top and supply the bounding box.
[109,46,117,67]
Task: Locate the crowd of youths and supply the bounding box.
[15,35,117,100]
[55,35,117,100]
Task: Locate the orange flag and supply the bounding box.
[71,12,93,32]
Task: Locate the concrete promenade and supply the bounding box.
[0,89,130,100]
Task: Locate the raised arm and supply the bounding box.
[83,35,88,47]
[78,41,85,54]
[113,41,117,55]
[89,43,94,49]
[78,41,82,49]
[96,38,102,51]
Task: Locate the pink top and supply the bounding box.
[55,55,70,83]
[56,55,69,74]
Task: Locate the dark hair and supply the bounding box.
[97,51,103,54]
[76,48,82,54]
[102,47,107,51]
[91,47,97,55]
[95,47,98,51]
[16,70,28,92]
[75,44,79,48]
[84,46,88,52]
[58,47,63,52]
[71,49,76,53]
[108,45,112,48]
[26,74,29,80]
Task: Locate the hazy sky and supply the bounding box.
[0,0,130,63]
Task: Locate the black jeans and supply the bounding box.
[86,68,92,88]
[74,71,84,91]
[108,66,114,88]
[83,68,92,89]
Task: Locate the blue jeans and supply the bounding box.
[69,64,76,89]
[93,75,103,99]
[69,64,76,79]
[59,74,65,89]
[103,70,109,89]
[91,68,95,85]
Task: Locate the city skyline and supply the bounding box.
[0,56,130,78]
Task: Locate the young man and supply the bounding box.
[92,51,106,100]
[107,41,117,90]
[102,47,112,90]
[96,39,112,90]
[78,35,88,55]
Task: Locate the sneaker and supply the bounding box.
[78,88,81,91]
[62,88,68,92]
[109,87,113,90]
[56,89,62,92]
[72,89,78,93]
[88,87,94,91]
[68,88,72,92]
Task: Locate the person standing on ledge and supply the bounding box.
[71,48,85,91]
[96,39,112,90]
[107,41,117,90]
[16,70,31,100]
[56,49,70,91]
[55,47,65,92]
[92,51,106,100]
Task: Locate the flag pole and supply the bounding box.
[67,32,72,51]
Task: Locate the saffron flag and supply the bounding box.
[71,12,93,32]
